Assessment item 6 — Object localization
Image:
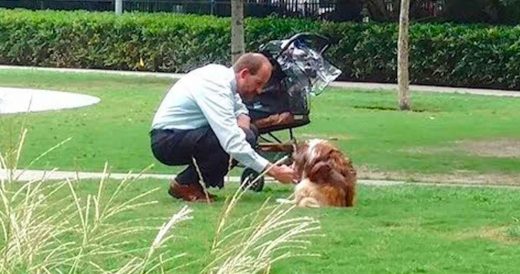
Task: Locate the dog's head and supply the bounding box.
[292,139,355,184]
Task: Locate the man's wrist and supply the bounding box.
[263,163,275,176]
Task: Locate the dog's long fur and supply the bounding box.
[288,139,356,208]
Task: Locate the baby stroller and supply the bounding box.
[240,33,342,191]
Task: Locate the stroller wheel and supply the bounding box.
[240,168,265,192]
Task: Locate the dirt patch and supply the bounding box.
[457,139,520,158]
[404,139,520,158]
[402,146,452,154]
[299,133,354,141]
[452,226,520,245]
[352,105,431,112]
[356,166,520,186]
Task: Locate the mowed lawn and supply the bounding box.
[1,69,520,273]
[27,179,520,273]
[0,69,519,182]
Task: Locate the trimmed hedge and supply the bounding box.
[1,9,519,90]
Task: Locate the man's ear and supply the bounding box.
[308,161,331,182]
[239,68,250,79]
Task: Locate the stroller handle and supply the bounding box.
[274,33,331,59]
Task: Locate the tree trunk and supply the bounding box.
[231,0,245,63]
[115,0,122,15]
[397,0,411,111]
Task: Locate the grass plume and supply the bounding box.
[0,130,191,273]
[205,156,322,273]
[1,129,321,273]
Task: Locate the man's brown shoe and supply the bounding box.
[168,180,215,202]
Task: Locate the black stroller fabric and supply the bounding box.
[245,33,341,133]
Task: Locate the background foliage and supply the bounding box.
[1,9,519,89]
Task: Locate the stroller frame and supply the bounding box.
[239,32,340,191]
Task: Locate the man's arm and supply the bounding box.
[193,77,294,184]
[233,92,251,129]
[193,81,269,173]
[264,163,295,184]
[237,113,251,129]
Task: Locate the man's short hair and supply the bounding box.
[233,53,271,75]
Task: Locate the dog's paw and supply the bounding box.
[276,198,294,204]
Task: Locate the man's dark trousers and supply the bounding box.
[150,126,258,188]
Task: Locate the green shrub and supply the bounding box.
[1,9,519,89]
[0,10,231,71]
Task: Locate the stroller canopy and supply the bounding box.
[260,33,342,96]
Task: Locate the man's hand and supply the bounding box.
[237,114,251,129]
[266,164,295,184]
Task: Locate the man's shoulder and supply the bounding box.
[180,64,233,97]
[184,64,234,91]
[194,64,232,76]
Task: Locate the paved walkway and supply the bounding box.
[1,65,519,97]
[0,87,100,114]
[2,169,519,189]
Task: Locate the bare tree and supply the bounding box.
[231,0,245,63]
[397,0,411,110]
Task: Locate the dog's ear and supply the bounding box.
[292,143,308,177]
[308,160,331,182]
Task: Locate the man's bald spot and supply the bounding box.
[233,53,272,75]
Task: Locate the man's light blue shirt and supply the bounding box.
[152,64,269,172]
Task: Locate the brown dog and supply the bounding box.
[282,139,356,208]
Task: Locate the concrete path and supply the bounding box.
[1,65,519,97]
[328,81,520,97]
[0,87,100,114]
[2,168,519,189]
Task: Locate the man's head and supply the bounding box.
[233,53,272,101]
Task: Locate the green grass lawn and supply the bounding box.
[0,69,519,182]
[1,69,520,273]
[18,178,520,273]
